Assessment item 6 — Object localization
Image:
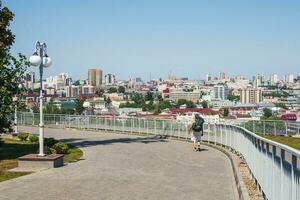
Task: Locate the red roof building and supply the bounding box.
[169,108,217,115]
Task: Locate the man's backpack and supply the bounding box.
[192,117,204,132]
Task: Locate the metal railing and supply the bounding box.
[226,119,300,136]
[16,112,300,200]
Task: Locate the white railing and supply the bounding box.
[226,119,300,136]
[16,112,300,200]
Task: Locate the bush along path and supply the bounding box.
[0,132,83,182]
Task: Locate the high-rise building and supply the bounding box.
[240,88,262,104]
[213,84,229,100]
[206,74,212,81]
[253,74,263,88]
[284,73,294,84]
[88,68,102,86]
[105,74,116,85]
[219,72,226,80]
[270,73,278,85]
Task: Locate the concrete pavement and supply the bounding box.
[0,126,238,200]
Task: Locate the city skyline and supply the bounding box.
[5,0,300,80]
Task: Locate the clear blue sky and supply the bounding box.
[4,0,300,80]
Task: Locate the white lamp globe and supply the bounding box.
[29,53,42,66]
[42,55,52,68]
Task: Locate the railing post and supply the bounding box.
[291,155,297,200]
[177,123,180,139]
[138,118,141,134]
[114,117,116,132]
[147,120,149,135]
[122,117,125,133]
[280,149,285,200]
[263,121,266,135]
[68,114,70,129]
[130,117,133,134]
[207,123,210,144]
[162,120,165,135]
[285,121,288,136]
[214,124,217,145]
[220,124,223,146]
[171,120,173,136]
[274,121,276,135]
[154,119,157,135]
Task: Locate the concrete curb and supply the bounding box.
[203,143,250,200]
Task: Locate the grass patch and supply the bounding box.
[0,138,38,182]
[0,171,30,182]
[64,145,83,163]
[0,137,83,182]
[261,135,300,151]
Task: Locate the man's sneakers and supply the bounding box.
[194,147,201,152]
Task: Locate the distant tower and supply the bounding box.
[88,68,102,86]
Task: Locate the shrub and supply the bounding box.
[29,135,39,143]
[44,137,58,147]
[0,139,4,147]
[17,132,29,141]
[52,142,69,154]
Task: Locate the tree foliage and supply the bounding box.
[201,100,208,108]
[75,98,85,114]
[227,94,240,102]
[177,99,195,108]
[118,86,125,93]
[108,87,117,93]
[0,2,29,132]
[263,108,272,119]
[223,107,229,117]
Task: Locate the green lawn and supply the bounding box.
[0,137,83,182]
[261,135,300,151]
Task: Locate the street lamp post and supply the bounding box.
[12,84,23,136]
[29,41,52,156]
[12,96,18,135]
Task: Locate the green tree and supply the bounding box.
[108,87,117,93]
[177,99,195,108]
[118,86,125,93]
[223,107,229,117]
[96,88,104,97]
[145,91,154,101]
[227,94,240,102]
[73,80,80,86]
[0,2,29,132]
[75,98,85,114]
[43,99,61,114]
[263,108,272,118]
[106,97,112,104]
[201,100,208,108]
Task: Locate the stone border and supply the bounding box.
[203,143,250,200]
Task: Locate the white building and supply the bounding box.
[284,74,294,84]
[213,84,229,100]
[105,74,116,85]
[240,87,263,104]
[270,73,278,85]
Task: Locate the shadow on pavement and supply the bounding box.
[60,135,168,148]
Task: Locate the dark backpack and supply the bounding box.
[192,118,204,132]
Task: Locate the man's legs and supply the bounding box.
[197,141,201,150]
[193,140,197,151]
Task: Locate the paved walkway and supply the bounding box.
[0,126,238,200]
